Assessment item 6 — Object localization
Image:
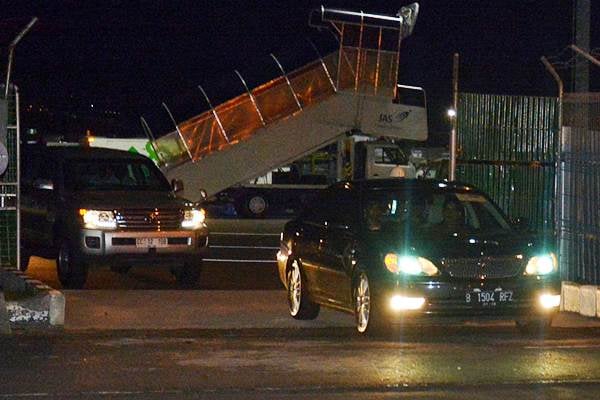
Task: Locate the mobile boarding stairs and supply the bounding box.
[148,3,427,201]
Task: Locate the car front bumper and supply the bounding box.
[74,227,209,267]
[372,277,561,322]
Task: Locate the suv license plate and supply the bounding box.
[465,289,513,307]
[136,238,168,248]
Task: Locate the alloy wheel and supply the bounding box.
[288,260,302,316]
[355,272,371,333]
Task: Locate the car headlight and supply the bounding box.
[79,209,117,230]
[525,253,557,275]
[181,208,206,229]
[384,254,439,276]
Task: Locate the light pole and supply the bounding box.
[449,53,459,181]
[572,0,590,93]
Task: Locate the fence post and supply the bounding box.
[449,53,459,181]
[541,56,565,279]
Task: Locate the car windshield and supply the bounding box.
[373,146,408,165]
[363,189,511,236]
[65,158,171,192]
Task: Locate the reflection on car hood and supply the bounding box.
[68,190,191,210]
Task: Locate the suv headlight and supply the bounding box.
[181,208,205,229]
[525,253,557,275]
[79,209,117,230]
[384,253,439,276]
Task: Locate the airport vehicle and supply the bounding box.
[20,144,208,289]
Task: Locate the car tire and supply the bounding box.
[56,241,88,290]
[19,250,30,272]
[173,261,202,288]
[515,316,553,335]
[286,259,320,320]
[353,271,385,336]
[242,193,269,218]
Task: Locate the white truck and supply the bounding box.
[217,135,417,218]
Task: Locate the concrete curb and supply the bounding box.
[0,267,65,330]
[580,285,597,317]
[597,287,600,319]
[561,282,581,313]
[561,281,600,319]
[0,292,10,334]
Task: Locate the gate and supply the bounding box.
[0,84,20,269]
[559,92,600,283]
[456,93,559,231]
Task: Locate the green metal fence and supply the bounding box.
[0,85,19,268]
[456,93,559,231]
[558,92,600,284]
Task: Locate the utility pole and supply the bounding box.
[572,0,590,92]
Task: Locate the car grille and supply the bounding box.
[116,208,182,231]
[442,256,524,279]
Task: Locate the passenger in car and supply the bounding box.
[442,201,464,227]
[366,202,388,231]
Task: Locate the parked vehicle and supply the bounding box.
[277,179,560,335]
[20,144,208,289]
[215,138,416,218]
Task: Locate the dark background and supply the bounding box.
[1,1,598,144]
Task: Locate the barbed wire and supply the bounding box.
[545,46,600,71]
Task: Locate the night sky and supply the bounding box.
[1,1,598,142]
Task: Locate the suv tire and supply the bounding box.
[173,261,201,288]
[19,249,30,272]
[56,241,88,289]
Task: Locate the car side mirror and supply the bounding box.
[172,179,184,193]
[33,178,54,191]
[198,189,208,202]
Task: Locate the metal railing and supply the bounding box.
[0,84,19,269]
[150,4,420,169]
[153,48,401,168]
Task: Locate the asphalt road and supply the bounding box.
[3,327,600,399]
[13,225,600,399]
[25,256,282,290]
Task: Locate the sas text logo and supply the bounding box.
[378,110,412,124]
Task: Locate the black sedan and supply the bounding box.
[277,179,560,335]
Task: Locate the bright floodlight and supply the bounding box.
[447,108,457,118]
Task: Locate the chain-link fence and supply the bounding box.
[0,84,19,269]
[456,89,600,284]
[456,93,559,231]
[558,92,600,283]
